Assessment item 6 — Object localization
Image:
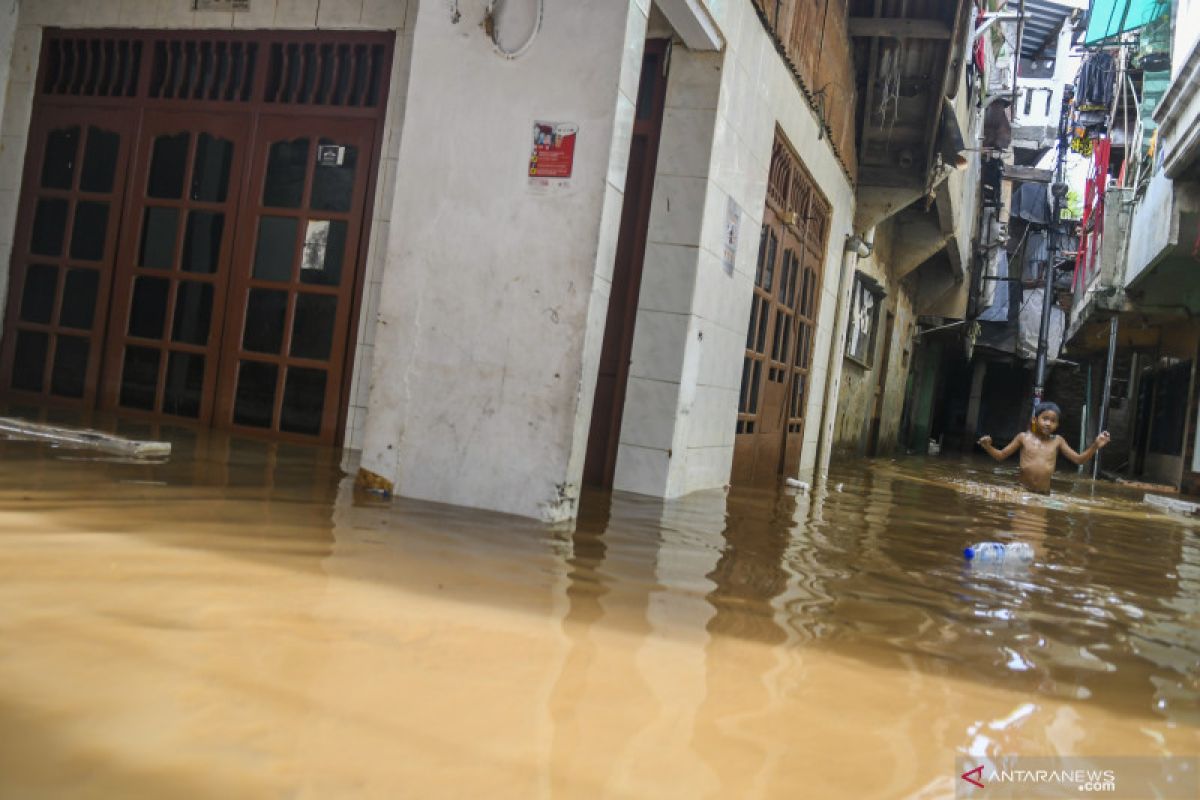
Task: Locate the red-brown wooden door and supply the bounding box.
[781,198,826,474]
[101,111,250,422]
[733,132,828,484]
[733,209,799,484]
[213,115,376,441]
[0,107,135,405]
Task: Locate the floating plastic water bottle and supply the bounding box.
[963,541,1034,565]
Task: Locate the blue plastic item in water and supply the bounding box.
[964,541,1034,565]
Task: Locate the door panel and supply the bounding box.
[2,30,392,446]
[101,111,250,422]
[732,209,795,484]
[1,107,135,405]
[781,200,826,474]
[733,133,828,484]
[214,115,375,442]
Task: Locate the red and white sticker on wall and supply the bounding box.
[528,121,578,190]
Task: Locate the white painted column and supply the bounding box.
[359,0,650,521]
[611,45,727,498]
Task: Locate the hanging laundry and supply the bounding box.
[1017,288,1065,361]
[1075,51,1116,111]
[981,156,1004,206]
[1074,138,1111,289]
[983,98,1012,151]
[1010,183,1051,224]
[1021,230,1050,281]
[978,249,1010,322]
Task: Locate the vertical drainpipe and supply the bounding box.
[1010,0,1026,119]
[816,228,872,477]
[1093,315,1119,480]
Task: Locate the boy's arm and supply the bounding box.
[1058,431,1111,465]
[978,432,1023,461]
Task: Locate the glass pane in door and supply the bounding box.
[216,116,376,443]
[4,111,130,405]
[108,117,243,420]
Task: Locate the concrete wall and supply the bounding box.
[612,0,855,497]
[359,0,650,521]
[831,220,916,455]
[1173,0,1200,83]
[0,0,412,446]
[1010,19,1074,149]
[1125,169,1177,288]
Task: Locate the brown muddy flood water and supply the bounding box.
[0,425,1197,798]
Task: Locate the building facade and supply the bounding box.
[1065,0,1200,491]
[0,0,981,519]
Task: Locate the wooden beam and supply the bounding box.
[849,17,951,39]
[857,165,924,188]
[857,0,883,171]
[922,2,972,188]
[1003,165,1053,183]
[862,124,926,142]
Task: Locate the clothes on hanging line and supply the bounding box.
[1075,51,1116,111]
[1011,183,1052,224]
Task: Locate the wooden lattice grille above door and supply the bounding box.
[1,29,393,446]
[35,29,390,111]
[733,129,831,484]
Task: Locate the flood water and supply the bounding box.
[0,423,1197,798]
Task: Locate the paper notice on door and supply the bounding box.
[302,220,331,273]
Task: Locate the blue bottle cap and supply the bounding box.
[964,546,975,560]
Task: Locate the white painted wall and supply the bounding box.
[1012,21,1074,135]
[1124,169,1176,287]
[612,0,855,497]
[0,0,855,516]
[359,0,649,521]
[1174,0,1200,82]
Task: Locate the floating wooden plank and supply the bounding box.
[0,418,171,458]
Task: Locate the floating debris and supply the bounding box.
[0,418,170,459]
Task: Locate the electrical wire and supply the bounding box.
[487,0,544,60]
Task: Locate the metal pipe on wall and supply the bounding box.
[1010,0,1025,118]
[1093,316,1119,479]
[1033,84,1074,403]
[1079,360,1092,473]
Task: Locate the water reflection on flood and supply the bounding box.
[0,425,1196,798]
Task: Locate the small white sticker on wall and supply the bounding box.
[723,196,741,276]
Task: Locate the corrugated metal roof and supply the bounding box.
[1019,0,1079,58]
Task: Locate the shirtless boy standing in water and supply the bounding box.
[977,401,1110,493]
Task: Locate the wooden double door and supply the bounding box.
[732,133,828,484]
[2,107,376,443]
